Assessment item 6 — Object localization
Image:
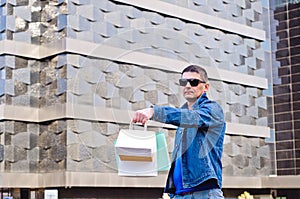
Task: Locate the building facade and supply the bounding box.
[271,0,300,198]
[272,0,300,175]
[0,0,299,198]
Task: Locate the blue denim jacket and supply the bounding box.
[152,93,226,194]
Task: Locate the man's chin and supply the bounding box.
[185,96,197,102]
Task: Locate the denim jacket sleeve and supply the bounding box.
[152,96,224,129]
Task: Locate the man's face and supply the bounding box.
[181,72,209,103]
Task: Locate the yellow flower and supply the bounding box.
[238,191,254,199]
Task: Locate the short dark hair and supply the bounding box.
[181,65,208,82]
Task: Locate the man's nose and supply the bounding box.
[185,81,192,87]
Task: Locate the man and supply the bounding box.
[132,65,226,199]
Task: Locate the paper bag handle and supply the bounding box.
[129,122,147,131]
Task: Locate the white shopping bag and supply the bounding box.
[115,123,157,176]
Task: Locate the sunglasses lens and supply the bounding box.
[179,79,188,86]
[189,79,200,87]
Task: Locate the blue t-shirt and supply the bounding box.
[173,157,218,195]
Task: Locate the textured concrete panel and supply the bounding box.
[230,103,246,117]
[79,131,106,148]
[68,78,91,95]
[50,145,67,162]
[224,143,240,157]
[93,122,119,136]
[119,87,144,103]
[67,129,79,145]
[77,4,104,22]
[28,147,40,162]
[68,15,90,31]
[105,11,130,28]
[39,159,65,172]
[96,82,118,99]
[0,0,271,182]
[92,144,116,164]
[119,5,142,19]
[5,145,27,162]
[68,143,91,162]
[239,115,256,125]
[232,154,249,169]
[96,0,116,12]
[69,120,93,134]
[93,21,117,38]
[12,132,38,150]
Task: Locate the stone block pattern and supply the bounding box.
[64,0,265,77]
[0,55,66,107]
[66,120,175,173]
[209,81,269,126]
[1,121,39,172]
[0,120,126,173]
[222,134,271,176]
[0,0,272,177]
[55,54,184,110]
[67,120,118,172]
[0,0,266,78]
[0,0,67,44]
[0,120,67,172]
[0,54,270,175]
[0,120,271,176]
[0,53,268,127]
[0,55,41,107]
[161,0,263,29]
[0,120,174,173]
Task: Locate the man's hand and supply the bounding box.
[132,108,154,125]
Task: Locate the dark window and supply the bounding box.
[291,55,300,65]
[291,64,300,73]
[281,76,291,84]
[274,12,288,20]
[277,39,289,49]
[273,85,291,95]
[294,112,300,121]
[291,74,300,83]
[274,103,292,112]
[276,131,294,141]
[291,46,300,56]
[276,141,294,151]
[294,120,300,130]
[293,92,300,101]
[277,169,295,175]
[289,18,300,28]
[274,94,291,104]
[278,66,291,76]
[277,159,295,168]
[276,49,290,58]
[292,83,300,92]
[278,57,290,66]
[289,8,300,18]
[275,121,293,131]
[290,27,300,37]
[277,30,289,39]
[275,112,293,122]
[290,36,300,47]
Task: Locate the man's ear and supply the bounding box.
[204,83,209,92]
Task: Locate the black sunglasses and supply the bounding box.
[179,78,206,87]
